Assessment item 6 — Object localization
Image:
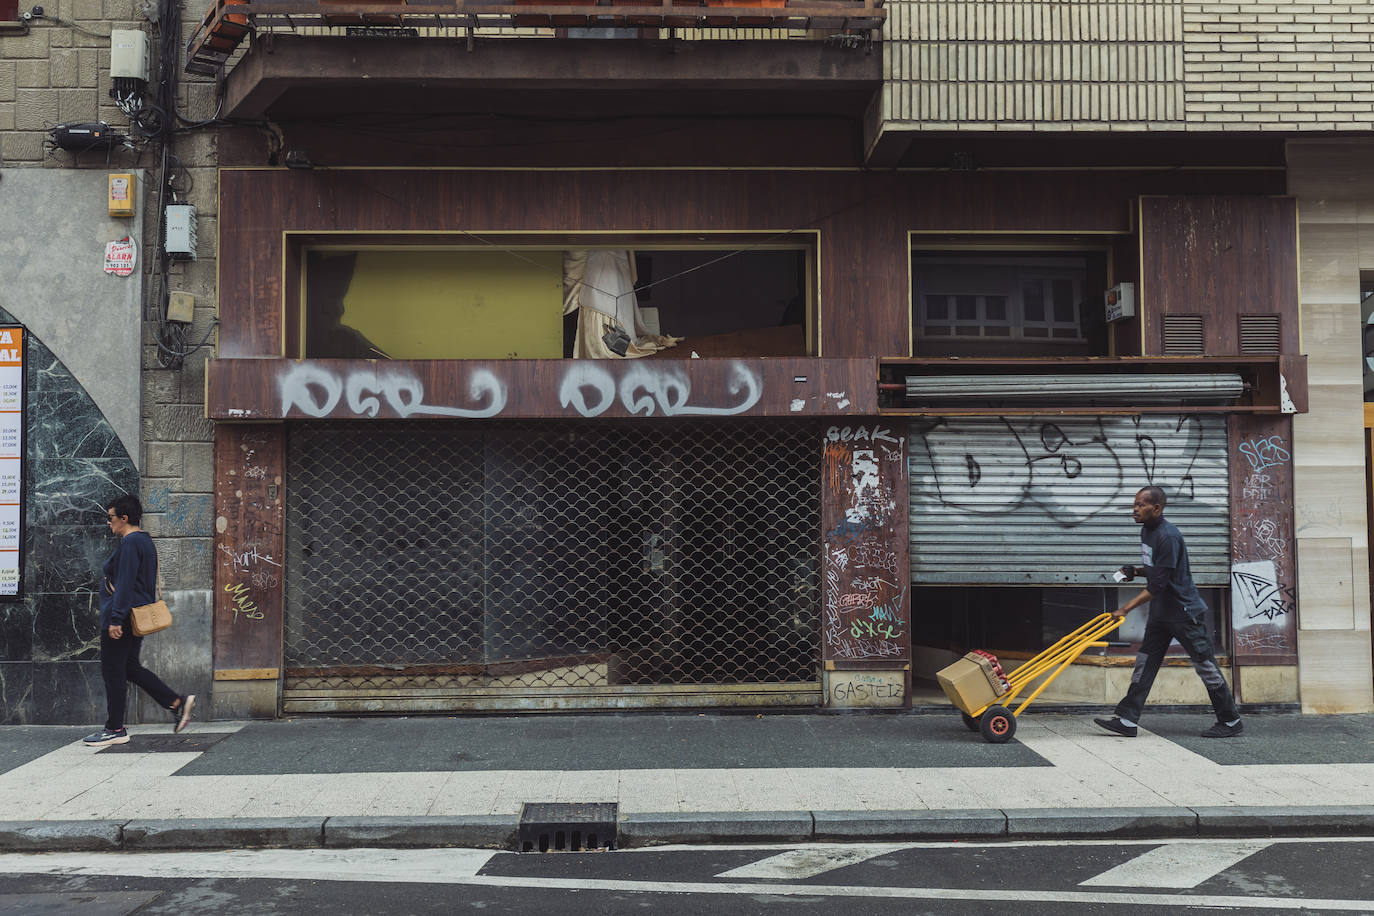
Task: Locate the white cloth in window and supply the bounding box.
[564,250,682,359]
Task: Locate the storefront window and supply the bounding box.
[301,244,811,360]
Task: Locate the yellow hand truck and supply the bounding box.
[951,613,1125,744]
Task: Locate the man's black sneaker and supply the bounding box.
[173,695,196,734]
[82,728,129,747]
[1093,716,1138,738]
[1200,720,1244,738]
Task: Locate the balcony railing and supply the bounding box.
[187,0,886,75]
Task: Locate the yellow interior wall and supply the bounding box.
[338,249,565,359]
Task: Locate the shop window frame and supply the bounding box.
[906,232,1124,359]
[283,231,821,360]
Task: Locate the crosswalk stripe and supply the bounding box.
[1079,841,1273,889]
[716,844,909,880]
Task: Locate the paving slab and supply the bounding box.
[0,727,89,775]
[171,715,1050,777]
[1141,714,1374,766]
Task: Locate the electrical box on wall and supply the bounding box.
[1105,282,1135,322]
[109,29,150,81]
[166,291,194,323]
[164,204,197,260]
[108,173,135,218]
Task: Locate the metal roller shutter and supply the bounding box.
[908,415,1230,586]
[282,420,823,713]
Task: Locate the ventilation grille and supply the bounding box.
[1239,314,1281,355]
[1163,315,1205,355]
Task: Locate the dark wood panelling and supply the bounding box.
[216,169,1285,360]
[1230,415,1298,666]
[207,357,877,419]
[820,420,910,665]
[213,424,286,674]
[1139,196,1299,357]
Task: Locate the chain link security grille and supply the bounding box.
[284,421,821,710]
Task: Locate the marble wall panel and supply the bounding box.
[30,661,105,725]
[1298,224,1361,305]
[1299,302,1363,387]
[28,526,109,594]
[0,308,137,726]
[0,604,35,660]
[1292,383,1366,470]
[1288,138,1374,713]
[1296,537,1357,631]
[1297,628,1374,714]
[28,459,141,527]
[29,363,126,460]
[30,590,100,662]
[0,663,36,725]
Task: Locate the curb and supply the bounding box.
[3,806,1374,852]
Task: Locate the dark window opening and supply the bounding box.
[912,251,1111,357]
[1361,271,1374,401]
[912,585,1227,658]
[629,249,810,359]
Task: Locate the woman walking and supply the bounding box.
[84,494,194,747]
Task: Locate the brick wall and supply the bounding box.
[1184,2,1374,130]
[878,0,1374,131]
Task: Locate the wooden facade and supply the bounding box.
[210,161,1306,707]
[216,168,1289,360]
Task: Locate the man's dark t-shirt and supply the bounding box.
[1139,517,1208,621]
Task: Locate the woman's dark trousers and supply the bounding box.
[1114,611,1240,725]
[100,631,178,731]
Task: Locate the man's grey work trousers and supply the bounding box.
[1114,612,1240,725]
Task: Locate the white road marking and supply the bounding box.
[459,875,1374,910]
[0,846,1371,911]
[1080,841,1274,888]
[715,844,908,879]
[0,848,495,884]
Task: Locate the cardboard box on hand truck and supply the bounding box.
[966,651,1009,695]
[936,654,1002,716]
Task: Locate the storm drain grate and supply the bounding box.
[519,802,618,852]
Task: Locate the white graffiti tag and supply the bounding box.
[559,361,763,418]
[280,364,507,419]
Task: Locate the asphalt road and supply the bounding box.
[1,837,1371,914]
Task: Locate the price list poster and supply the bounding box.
[0,327,22,598]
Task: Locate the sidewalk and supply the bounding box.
[2,711,1372,852]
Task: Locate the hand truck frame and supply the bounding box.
[958,613,1125,744]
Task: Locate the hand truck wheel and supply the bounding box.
[979,705,1016,744]
[960,711,980,732]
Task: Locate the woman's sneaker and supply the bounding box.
[172,695,195,734]
[82,728,129,747]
